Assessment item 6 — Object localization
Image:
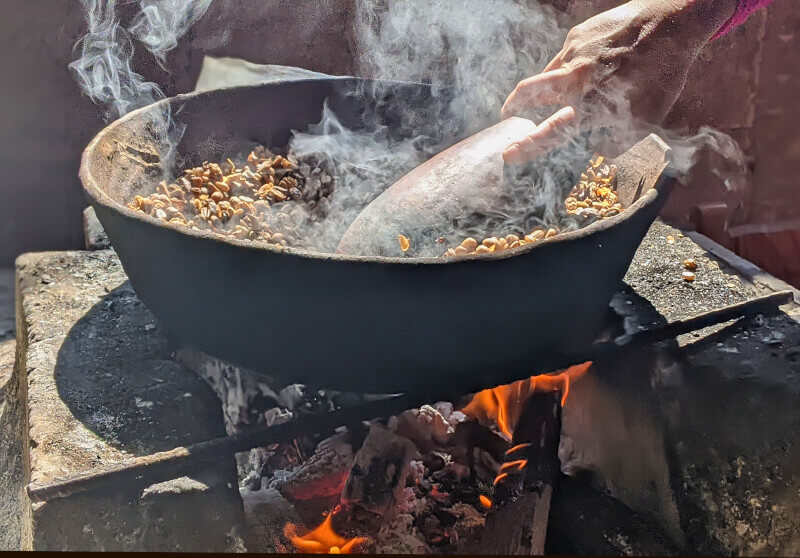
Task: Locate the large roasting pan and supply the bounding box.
[80,78,674,392]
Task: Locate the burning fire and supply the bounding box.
[284,511,367,554]
[282,363,591,550]
[462,362,592,439]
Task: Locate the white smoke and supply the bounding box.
[287,101,435,253]
[315,0,592,253]
[271,0,592,255]
[130,0,213,64]
[70,0,211,120]
[331,0,750,251]
[70,0,161,120]
[70,0,750,253]
[353,0,565,135]
[668,125,749,193]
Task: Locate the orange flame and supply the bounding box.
[462,362,592,439]
[284,513,367,554]
[493,472,509,485]
[479,495,493,508]
[505,443,532,456]
[499,459,528,472]
[493,459,528,487]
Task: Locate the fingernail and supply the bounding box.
[503,145,520,164]
[503,144,518,158]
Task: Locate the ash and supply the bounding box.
[262,403,500,553]
[176,347,504,552]
[173,348,389,483]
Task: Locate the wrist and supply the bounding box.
[683,0,740,41]
[629,0,739,47]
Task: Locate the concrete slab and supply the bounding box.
[0,266,22,550]
[624,221,760,322]
[12,250,246,551]
[0,338,23,550]
[6,220,799,553]
[563,221,800,554]
[82,207,110,251]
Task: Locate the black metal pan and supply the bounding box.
[80,77,674,392]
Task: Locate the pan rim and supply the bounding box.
[79,78,672,266]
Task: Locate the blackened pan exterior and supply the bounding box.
[80,78,674,392]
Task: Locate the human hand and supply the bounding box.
[501,0,738,165]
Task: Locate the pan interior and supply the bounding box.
[82,78,670,264]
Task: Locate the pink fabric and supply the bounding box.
[712,0,775,39]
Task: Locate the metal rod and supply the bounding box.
[613,289,794,347]
[27,289,793,503]
[443,290,795,398]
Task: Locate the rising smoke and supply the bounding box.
[287,101,435,254]
[353,0,565,135]
[70,0,749,255]
[70,0,162,121]
[70,0,211,120]
[130,0,212,65]
[310,0,591,254]
[275,0,579,255]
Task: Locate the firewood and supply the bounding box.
[479,392,561,555]
[340,419,418,516]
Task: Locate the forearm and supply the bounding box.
[625,0,739,50]
[678,0,740,42]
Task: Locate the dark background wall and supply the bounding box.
[0,2,104,262]
[1,1,797,282]
[0,0,356,266]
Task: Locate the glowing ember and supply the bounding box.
[479,495,493,508]
[284,512,367,554]
[281,468,350,501]
[462,362,592,439]
[429,485,450,503]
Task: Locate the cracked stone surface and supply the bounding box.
[11,250,246,551]
[4,220,800,553]
[0,267,21,550]
[568,221,800,554]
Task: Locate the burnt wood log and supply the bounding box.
[340,420,417,516]
[480,488,552,555]
[479,392,561,555]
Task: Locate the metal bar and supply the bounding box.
[26,393,410,503]
[445,290,795,398]
[27,289,793,503]
[613,289,794,347]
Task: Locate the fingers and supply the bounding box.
[501,68,574,119]
[542,50,566,73]
[502,106,577,166]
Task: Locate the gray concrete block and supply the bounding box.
[0,336,26,550]
[0,266,22,550]
[83,207,111,251]
[11,250,246,551]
